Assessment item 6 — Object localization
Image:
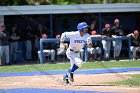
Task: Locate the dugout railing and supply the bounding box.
[40,36,131,64]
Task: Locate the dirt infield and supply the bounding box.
[0,71,140,93]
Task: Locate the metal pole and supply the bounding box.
[84,43,88,62]
[98,13,102,34]
[50,14,53,38]
[40,38,44,64]
[128,37,131,60]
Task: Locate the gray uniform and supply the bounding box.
[102,28,112,59]
[127,34,140,60]
[112,25,123,59]
[0,30,10,65]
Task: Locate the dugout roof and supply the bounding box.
[0,3,140,15]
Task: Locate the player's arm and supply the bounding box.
[126,33,133,37]
[90,35,102,37]
[60,32,66,43]
[60,31,75,43]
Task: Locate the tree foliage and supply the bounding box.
[0,0,139,6]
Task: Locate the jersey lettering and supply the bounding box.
[74,40,85,43]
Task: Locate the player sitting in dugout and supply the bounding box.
[80,30,102,61]
[127,30,140,60]
[38,34,56,63]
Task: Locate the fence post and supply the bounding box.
[128,37,131,60]
[40,38,44,64]
[50,14,53,38]
[84,43,88,62]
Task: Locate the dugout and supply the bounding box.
[0,3,140,63]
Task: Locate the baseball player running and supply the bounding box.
[60,22,92,84]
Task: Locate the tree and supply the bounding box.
[0,0,139,6]
[0,0,28,6]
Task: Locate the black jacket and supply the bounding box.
[0,30,9,46]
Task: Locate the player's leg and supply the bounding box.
[135,47,140,59]
[89,48,95,61]
[28,40,32,60]
[67,59,80,82]
[96,47,102,60]
[66,55,82,82]
[4,46,10,64]
[113,40,119,58]
[63,50,82,83]
[80,49,84,61]
[13,42,18,63]
[130,46,137,60]
[50,49,55,62]
[9,42,14,63]
[0,46,4,65]
[102,40,107,59]
[25,40,29,60]
[102,40,111,60]
[116,40,122,60]
[106,41,111,59]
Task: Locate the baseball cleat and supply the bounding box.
[63,76,70,84]
[68,72,74,82]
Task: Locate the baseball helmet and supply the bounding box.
[77,22,88,32]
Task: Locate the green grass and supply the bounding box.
[103,74,140,86]
[0,60,140,73]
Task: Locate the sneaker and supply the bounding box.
[133,57,137,60]
[68,72,74,82]
[14,61,17,64]
[115,57,119,61]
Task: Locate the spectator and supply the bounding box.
[38,34,56,63]
[127,30,140,60]
[34,24,44,49]
[32,24,44,61]
[102,24,112,60]
[112,19,124,61]
[88,20,97,34]
[24,25,33,61]
[9,25,20,64]
[90,30,102,61]
[0,24,10,65]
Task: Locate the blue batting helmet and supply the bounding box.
[77,22,88,32]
